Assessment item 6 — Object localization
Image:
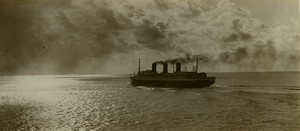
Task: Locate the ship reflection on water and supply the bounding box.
[1,72,300,130]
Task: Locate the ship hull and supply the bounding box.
[129,78,215,88]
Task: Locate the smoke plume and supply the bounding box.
[154,53,210,65]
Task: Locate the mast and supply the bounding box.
[196,55,198,73]
[138,58,141,74]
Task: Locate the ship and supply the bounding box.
[129,55,216,88]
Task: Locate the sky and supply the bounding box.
[0,0,299,74]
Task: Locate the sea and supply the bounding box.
[0,72,299,131]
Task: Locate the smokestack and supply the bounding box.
[138,58,141,74]
[172,65,175,72]
[163,63,168,73]
[176,63,181,72]
[152,63,157,72]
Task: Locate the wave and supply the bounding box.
[134,86,179,92]
[135,86,156,91]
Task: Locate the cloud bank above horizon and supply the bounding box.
[0,0,299,74]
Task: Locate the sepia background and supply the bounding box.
[0,0,300,131]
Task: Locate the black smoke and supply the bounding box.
[155,53,211,65]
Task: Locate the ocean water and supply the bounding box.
[0,72,299,131]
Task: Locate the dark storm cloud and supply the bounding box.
[219,47,249,63]
[135,24,169,50]
[252,40,276,61]
[216,40,281,70]
[31,0,175,74]
[0,0,139,74]
[44,7,139,73]
[186,1,202,16]
[41,0,74,8]
[0,0,44,74]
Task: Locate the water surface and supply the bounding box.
[0,72,299,130]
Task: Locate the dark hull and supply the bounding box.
[130,78,215,88]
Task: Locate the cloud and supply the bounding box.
[0,0,299,74]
